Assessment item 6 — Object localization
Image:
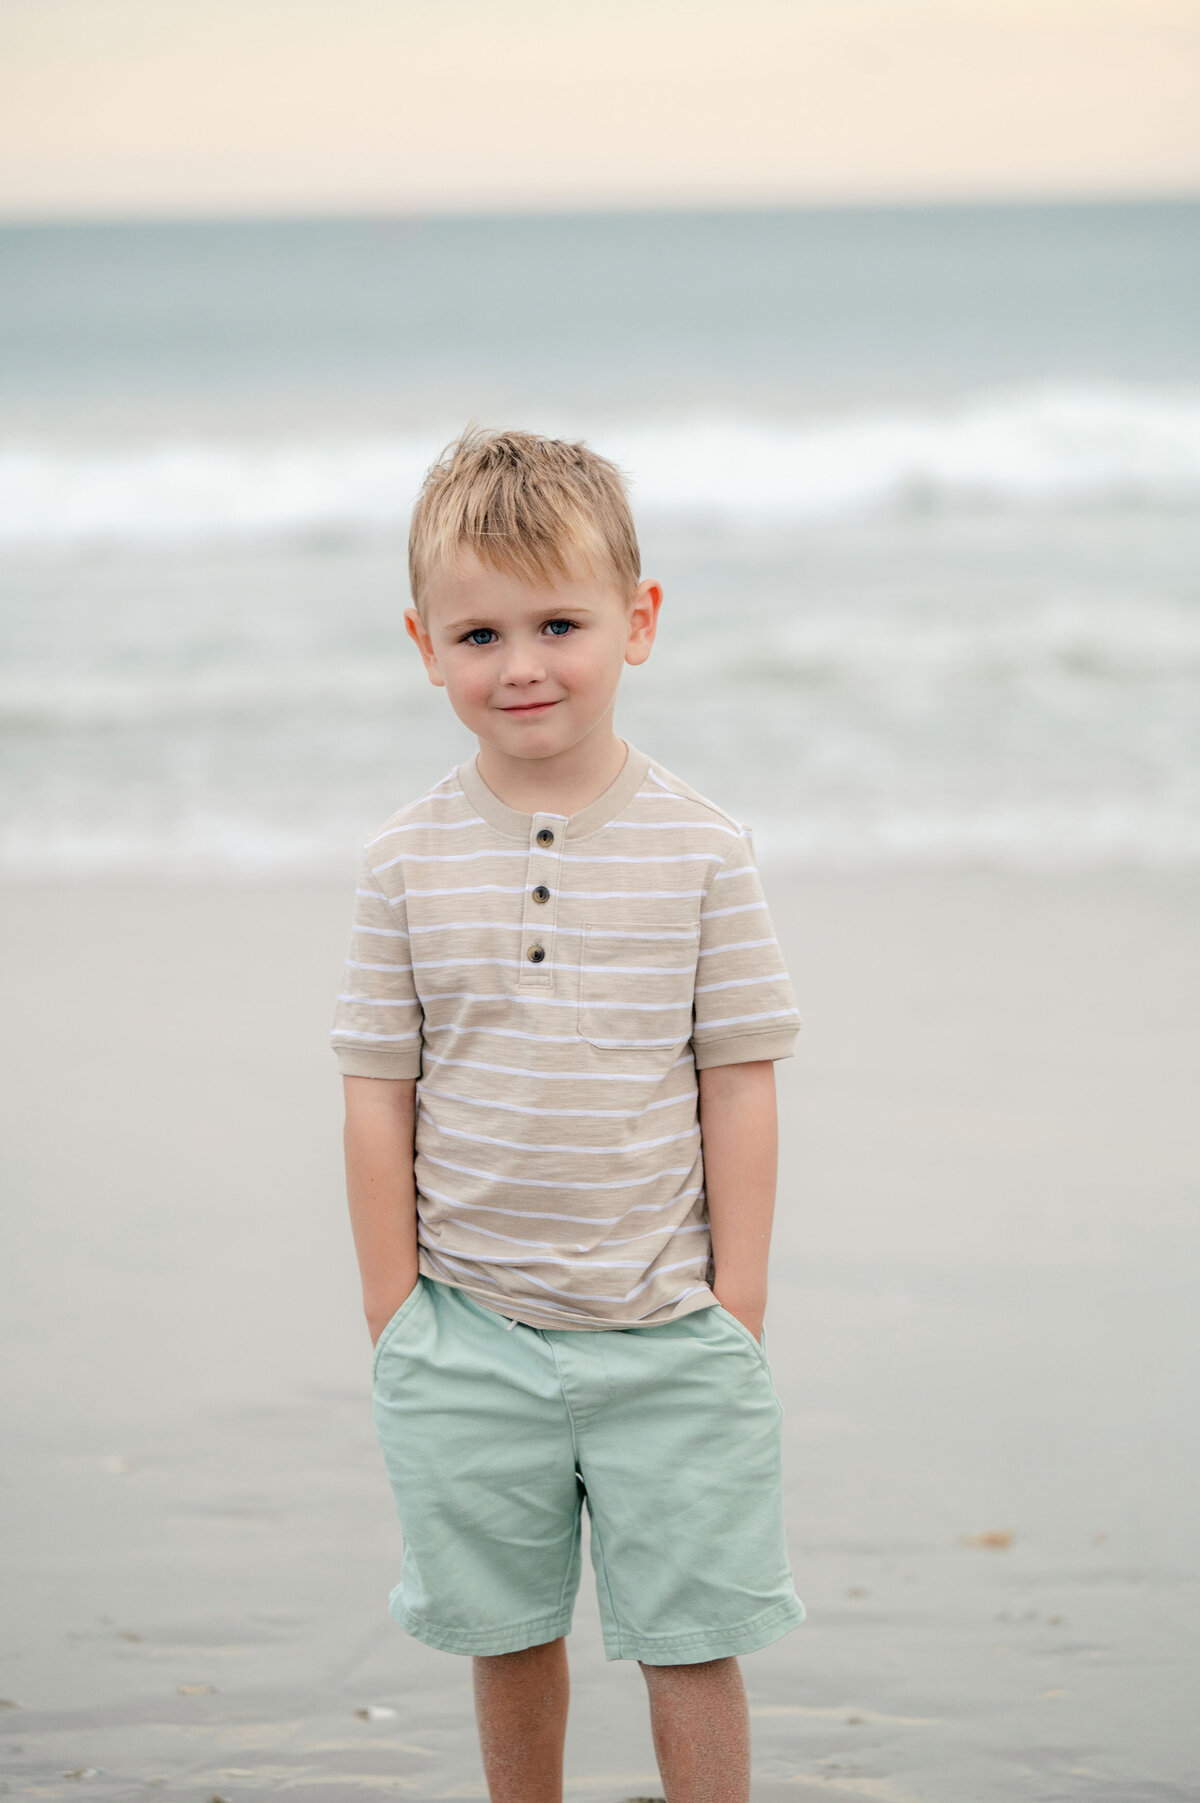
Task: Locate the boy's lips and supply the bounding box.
[501,699,560,715]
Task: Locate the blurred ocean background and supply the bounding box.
[3,198,1199,877]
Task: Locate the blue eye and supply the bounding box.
[545,619,575,637]
[463,628,497,645]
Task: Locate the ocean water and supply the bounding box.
[2,201,1199,875]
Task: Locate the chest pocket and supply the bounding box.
[578,924,699,1052]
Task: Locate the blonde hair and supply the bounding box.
[408,425,641,615]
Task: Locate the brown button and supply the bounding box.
[536,828,555,847]
[527,944,546,963]
[532,884,550,903]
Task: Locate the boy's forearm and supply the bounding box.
[698,1060,779,1334]
[342,1074,420,1339]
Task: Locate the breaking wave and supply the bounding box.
[4,383,1200,549]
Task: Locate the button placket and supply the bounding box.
[519,815,565,989]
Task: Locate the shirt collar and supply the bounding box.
[456,741,652,841]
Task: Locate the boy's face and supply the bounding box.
[406,552,662,768]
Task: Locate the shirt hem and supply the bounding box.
[692,1027,798,1069]
[420,1264,718,1332]
[334,1046,422,1079]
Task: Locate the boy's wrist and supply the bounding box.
[710,1259,768,1305]
[711,1272,768,1338]
[364,1261,421,1344]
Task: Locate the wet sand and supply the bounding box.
[2,871,1198,1801]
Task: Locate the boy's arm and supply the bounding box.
[698,1060,778,1343]
[343,1074,420,1345]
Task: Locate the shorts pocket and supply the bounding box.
[714,1303,768,1359]
[578,924,699,1051]
[713,1306,784,1414]
[371,1276,426,1383]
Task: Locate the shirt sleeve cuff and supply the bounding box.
[692,1026,798,1069]
[333,1045,422,1079]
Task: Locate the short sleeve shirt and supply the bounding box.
[330,743,800,1329]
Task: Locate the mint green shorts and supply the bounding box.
[371,1275,805,1664]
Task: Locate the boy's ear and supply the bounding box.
[625,578,663,668]
[405,607,446,688]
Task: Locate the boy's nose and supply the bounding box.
[499,644,546,686]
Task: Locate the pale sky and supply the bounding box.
[2,0,1198,218]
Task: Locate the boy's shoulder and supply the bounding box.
[636,754,749,846]
[358,765,473,873]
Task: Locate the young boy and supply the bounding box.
[331,427,805,1803]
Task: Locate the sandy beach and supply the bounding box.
[2,868,1197,1801]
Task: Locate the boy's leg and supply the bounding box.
[472,1637,570,1803]
[639,1657,750,1803]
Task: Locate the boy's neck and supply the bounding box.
[474,728,629,820]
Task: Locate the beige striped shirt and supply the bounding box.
[331,743,799,1329]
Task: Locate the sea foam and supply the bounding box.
[4,383,1200,549]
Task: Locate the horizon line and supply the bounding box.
[4,186,1200,231]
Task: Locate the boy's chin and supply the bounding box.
[484,732,571,763]
[482,709,565,741]
[477,717,608,763]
